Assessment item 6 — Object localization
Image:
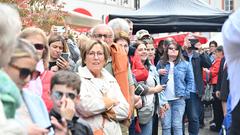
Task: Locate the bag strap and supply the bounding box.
[102,117,105,129]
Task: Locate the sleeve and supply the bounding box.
[0,101,26,135]
[200,52,212,69]
[185,62,194,99]
[111,81,129,121]
[215,58,225,90]
[76,81,107,118]
[158,91,168,107]
[128,64,135,86]
[209,59,221,84]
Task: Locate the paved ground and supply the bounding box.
[158,109,219,135]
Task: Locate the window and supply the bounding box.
[224,0,234,11]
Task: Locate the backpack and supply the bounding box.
[137,95,154,125]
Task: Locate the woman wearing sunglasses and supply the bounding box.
[76,39,129,135]
[3,39,54,135]
[156,41,194,135]
[19,27,54,112]
[0,3,24,134]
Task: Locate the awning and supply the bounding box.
[65,10,102,28]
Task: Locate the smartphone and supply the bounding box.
[162,79,169,90]
[55,26,65,33]
[45,125,53,130]
[189,39,199,50]
[134,84,144,96]
[61,53,69,61]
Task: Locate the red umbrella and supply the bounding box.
[154,33,207,47]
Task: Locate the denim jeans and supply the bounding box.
[161,98,185,135]
[185,92,202,135]
[136,118,153,135]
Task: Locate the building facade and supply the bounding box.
[202,0,240,11]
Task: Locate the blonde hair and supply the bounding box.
[81,39,110,66]
[19,27,49,69]
[10,38,39,64]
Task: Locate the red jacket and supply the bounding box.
[209,58,221,85]
[40,70,54,112]
[130,54,149,82]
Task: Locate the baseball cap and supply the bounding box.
[136,29,150,40]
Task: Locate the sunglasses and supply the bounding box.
[94,34,112,39]
[52,91,76,100]
[168,47,179,51]
[9,63,39,80]
[146,48,155,51]
[34,43,45,50]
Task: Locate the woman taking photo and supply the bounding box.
[48,34,75,72]
[76,39,129,135]
[156,41,194,135]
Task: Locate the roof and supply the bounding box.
[109,0,230,33]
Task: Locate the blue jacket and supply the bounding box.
[156,60,194,99]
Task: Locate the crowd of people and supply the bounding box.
[0,2,240,135]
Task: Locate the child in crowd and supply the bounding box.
[49,70,93,135]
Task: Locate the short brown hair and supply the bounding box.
[81,39,110,66]
[114,31,130,45]
[50,70,81,94]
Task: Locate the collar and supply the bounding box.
[182,50,199,58]
[78,66,110,80]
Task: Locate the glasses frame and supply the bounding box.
[52,91,77,100]
[34,43,45,50]
[9,63,39,80]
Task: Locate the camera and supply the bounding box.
[189,39,199,50]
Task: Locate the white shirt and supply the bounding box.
[165,62,179,101]
[222,9,240,110]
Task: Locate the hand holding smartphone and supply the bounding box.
[162,79,169,90]
[60,53,69,61]
[134,84,144,96]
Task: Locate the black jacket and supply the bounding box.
[49,109,93,135]
[216,57,225,91]
[183,51,212,97]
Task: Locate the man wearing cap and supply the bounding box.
[222,9,240,135]
[136,29,151,41]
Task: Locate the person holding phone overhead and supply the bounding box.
[48,34,75,72]
[156,40,194,135]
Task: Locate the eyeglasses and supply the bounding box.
[34,43,45,50]
[94,34,112,39]
[168,47,179,51]
[9,63,39,80]
[146,48,155,51]
[87,51,104,58]
[52,91,76,100]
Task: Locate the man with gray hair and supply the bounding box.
[108,18,130,38]
[91,24,114,45]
